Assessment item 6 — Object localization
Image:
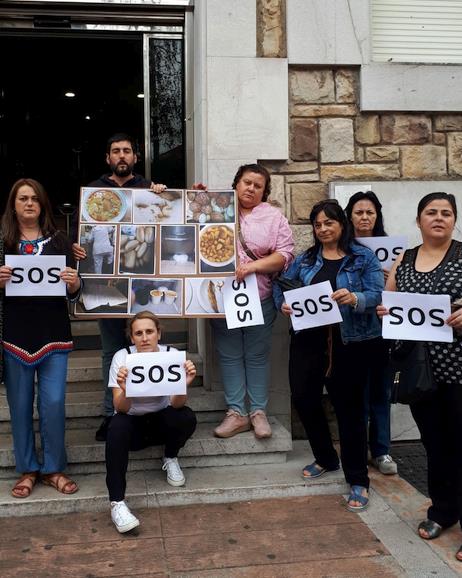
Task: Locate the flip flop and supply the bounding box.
[347,485,369,512]
[302,461,339,480]
[41,473,78,495]
[11,472,38,499]
[418,519,443,540]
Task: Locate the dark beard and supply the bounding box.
[111,162,134,178]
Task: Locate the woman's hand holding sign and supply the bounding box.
[0,265,12,289]
[60,266,80,293]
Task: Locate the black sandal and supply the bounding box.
[418,519,443,540]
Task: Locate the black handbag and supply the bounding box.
[390,241,457,405]
[390,340,436,404]
[273,274,304,292]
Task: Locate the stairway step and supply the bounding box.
[0,442,346,517]
[0,386,224,428]
[0,418,292,475]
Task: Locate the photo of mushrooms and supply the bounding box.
[185,190,235,224]
[133,189,184,224]
[160,225,197,275]
[118,225,155,275]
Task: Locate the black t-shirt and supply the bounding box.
[310,257,345,291]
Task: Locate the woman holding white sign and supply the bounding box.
[0,178,81,498]
[377,192,462,561]
[203,164,294,440]
[345,191,398,476]
[106,311,197,533]
[274,199,384,512]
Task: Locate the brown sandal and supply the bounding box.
[41,473,78,495]
[11,472,38,498]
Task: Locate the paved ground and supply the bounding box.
[2,470,462,578]
[391,442,428,497]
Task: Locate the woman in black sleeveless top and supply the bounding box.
[378,192,462,562]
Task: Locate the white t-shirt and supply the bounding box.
[109,344,175,416]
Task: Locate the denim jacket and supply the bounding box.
[273,243,384,343]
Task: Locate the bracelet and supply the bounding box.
[351,292,358,310]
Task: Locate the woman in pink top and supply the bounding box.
[211,164,294,439]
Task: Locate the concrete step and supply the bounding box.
[0,441,346,517]
[0,385,225,432]
[0,418,292,477]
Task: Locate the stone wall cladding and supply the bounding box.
[257,0,286,58]
[261,67,462,242]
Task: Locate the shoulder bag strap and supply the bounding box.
[237,219,258,262]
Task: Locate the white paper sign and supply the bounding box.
[382,291,452,343]
[125,350,187,397]
[356,236,407,271]
[283,281,343,332]
[5,255,66,297]
[223,273,264,329]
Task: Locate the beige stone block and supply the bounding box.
[291,104,357,117]
[365,146,399,162]
[433,132,446,146]
[381,114,431,144]
[321,164,400,181]
[320,118,354,163]
[269,174,287,215]
[355,116,380,145]
[335,69,358,103]
[434,115,462,131]
[448,133,462,176]
[263,160,319,173]
[290,118,318,161]
[292,224,313,254]
[355,146,365,162]
[401,145,447,178]
[289,69,335,104]
[257,0,286,58]
[285,173,320,183]
[290,183,327,224]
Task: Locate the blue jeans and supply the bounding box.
[99,318,129,416]
[365,337,391,458]
[4,352,69,474]
[210,297,276,415]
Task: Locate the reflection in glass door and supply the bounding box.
[144,34,185,189]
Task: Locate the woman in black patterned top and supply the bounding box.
[377,192,462,562]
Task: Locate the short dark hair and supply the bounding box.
[127,310,161,339]
[106,133,137,155]
[231,163,271,201]
[417,192,458,222]
[344,190,387,236]
[303,199,354,265]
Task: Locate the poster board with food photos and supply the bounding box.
[75,187,237,318]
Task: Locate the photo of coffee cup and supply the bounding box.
[164,290,177,305]
[150,289,163,304]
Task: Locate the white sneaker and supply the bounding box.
[162,457,185,487]
[110,501,140,533]
[371,454,398,475]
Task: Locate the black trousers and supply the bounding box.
[105,405,197,502]
[289,327,370,489]
[410,384,462,529]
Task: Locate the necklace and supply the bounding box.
[19,229,42,255]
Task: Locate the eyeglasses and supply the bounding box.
[312,198,340,210]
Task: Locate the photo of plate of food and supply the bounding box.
[185,190,235,224]
[133,189,184,224]
[81,188,131,223]
[199,224,236,272]
[185,277,226,315]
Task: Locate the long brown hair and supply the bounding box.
[1,178,58,252]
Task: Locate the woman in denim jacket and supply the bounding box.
[274,199,384,511]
